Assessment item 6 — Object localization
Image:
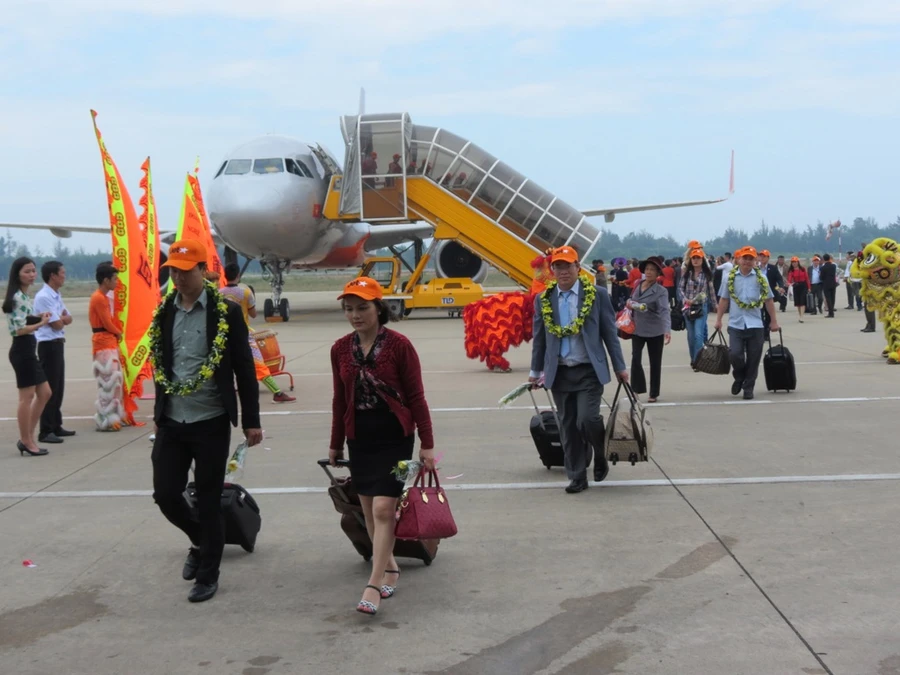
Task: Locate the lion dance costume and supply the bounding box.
[89,289,125,430]
[463,254,554,372]
[851,237,900,363]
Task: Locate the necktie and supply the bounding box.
[559,291,571,358]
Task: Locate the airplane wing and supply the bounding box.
[364,224,434,251]
[0,222,222,246]
[581,150,735,223]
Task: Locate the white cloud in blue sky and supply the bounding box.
[1,0,898,254]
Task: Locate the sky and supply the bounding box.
[1,0,898,256]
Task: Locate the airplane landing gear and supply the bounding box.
[262,259,291,322]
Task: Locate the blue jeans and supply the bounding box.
[686,306,708,363]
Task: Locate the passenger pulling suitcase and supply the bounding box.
[528,387,565,469]
[184,481,261,553]
[317,459,437,565]
[763,329,796,392]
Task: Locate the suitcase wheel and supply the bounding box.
[629,452,638,466]
[545,465,552,470]
[610,452,619,466]
[424,557,432,566]
[242,543,255,553]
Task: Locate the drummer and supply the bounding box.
[221,263,295,404]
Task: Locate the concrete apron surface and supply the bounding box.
[0,293,896,675]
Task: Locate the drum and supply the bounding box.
[253,329,282,370]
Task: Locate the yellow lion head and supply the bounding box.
[851,238,900,285]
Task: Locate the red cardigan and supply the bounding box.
[330,329,434,451]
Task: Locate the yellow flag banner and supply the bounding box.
[90,111,156,395]
[127,157,161,400]
[175,163,224,286]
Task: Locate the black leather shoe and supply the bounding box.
[743,390,754,400]
[182,548,201,581]
[188,582,218,603]
[565,479,588,494]
[38,433,63,444]
[594,459,610,483]
[731,380,743,396]
[862,327,876,333]
[54,428,76,437]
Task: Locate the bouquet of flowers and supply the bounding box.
[498,381,534,407]
[225,440,248,480]
[391,459,424,483]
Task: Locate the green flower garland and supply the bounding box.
[727,266,770,310]
[149,282,230,396]
[541,275,597,338]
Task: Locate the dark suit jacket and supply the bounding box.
[764,263,784,292]
[531,282,627,390]
[153,295,260,430]
[821,262,839,289]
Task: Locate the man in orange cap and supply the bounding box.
[151,239,262,603]
[809,255,824,314]
[529,245,628,493]
[715,245,779,400]
[757,249,786,313]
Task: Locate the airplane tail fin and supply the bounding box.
[729,149,735,195]
[358,87,366,116]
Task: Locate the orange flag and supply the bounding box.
[175,160,224,286]
[90,111,156,395]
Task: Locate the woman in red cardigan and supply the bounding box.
[787,257,811,323]
[329,276,435,616]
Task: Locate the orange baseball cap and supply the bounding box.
[162,239,207,270]
[759,249,771,257]
[550,246,579,264]
[790,256,800,262]
[689,248,705,258]
[812,255,821,261]
[738,246,758,258]
[687,240,701,249]
[338,276,383,302]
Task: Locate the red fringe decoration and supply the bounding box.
[463,291,536,372]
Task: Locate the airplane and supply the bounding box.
[2,120,733,321]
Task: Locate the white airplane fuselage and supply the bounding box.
[206,135,370,269]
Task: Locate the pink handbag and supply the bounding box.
[395,469,458,541]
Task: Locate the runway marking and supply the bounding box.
[2,472,900,500]
[0,394,898,423]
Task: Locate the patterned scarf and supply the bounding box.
[353,328,403,410]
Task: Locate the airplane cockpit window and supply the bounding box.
[253,158,284,174]
[286,158,314,179]
[214,161,228,178]
[224,159,252,175]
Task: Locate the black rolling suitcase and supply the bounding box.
[763,329,796,392]
[184,481,261,553]
[317,459,437,565]
[528,387,565,469]
[805,293,817,315]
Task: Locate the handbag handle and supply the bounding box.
[412,467,442,490]
[708,328,728,346]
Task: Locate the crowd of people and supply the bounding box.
[0,238,878,610]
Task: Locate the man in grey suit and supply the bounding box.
[529,246,628,494]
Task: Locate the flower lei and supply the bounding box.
[541,275,596,338]
[149,282,230,396]
[727,266,770,310]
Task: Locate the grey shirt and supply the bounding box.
[631,282,671,337]
[164,289,226,423]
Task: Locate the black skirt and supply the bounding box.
[347,408,414,498]
[792,283,808,307]
[8,335,47,389]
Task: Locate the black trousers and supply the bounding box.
[728,327,765,392]
[152,414,231,585]
[810,283,824,311]
[631,334,665,398]
[823,287,836,315]
[37,340,65,436]
[865,304,877,330]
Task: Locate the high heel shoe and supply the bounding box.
[356,585,382,615]
[17,440,48,457]
[381,569,401,599]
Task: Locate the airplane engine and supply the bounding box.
[158,244,170,289]
[433,241,488,283]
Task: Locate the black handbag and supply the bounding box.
[692,329,731,375]
[685,303,703,320]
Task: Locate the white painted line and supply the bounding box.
[3,472,900,500]
[0,394,898,423]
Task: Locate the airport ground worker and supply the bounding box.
[89,263,125,432]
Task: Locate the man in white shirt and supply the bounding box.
[34,261,74,444]
[843,251,863,311]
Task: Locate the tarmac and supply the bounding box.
[1,290,897,675]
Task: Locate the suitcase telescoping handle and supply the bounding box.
[527,385,560,429]
[767,327,784,350]
[317,458,351,492]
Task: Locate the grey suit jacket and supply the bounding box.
[530,283,627,389]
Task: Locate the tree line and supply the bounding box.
[2,216,899,280]
[587,216,900,261]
